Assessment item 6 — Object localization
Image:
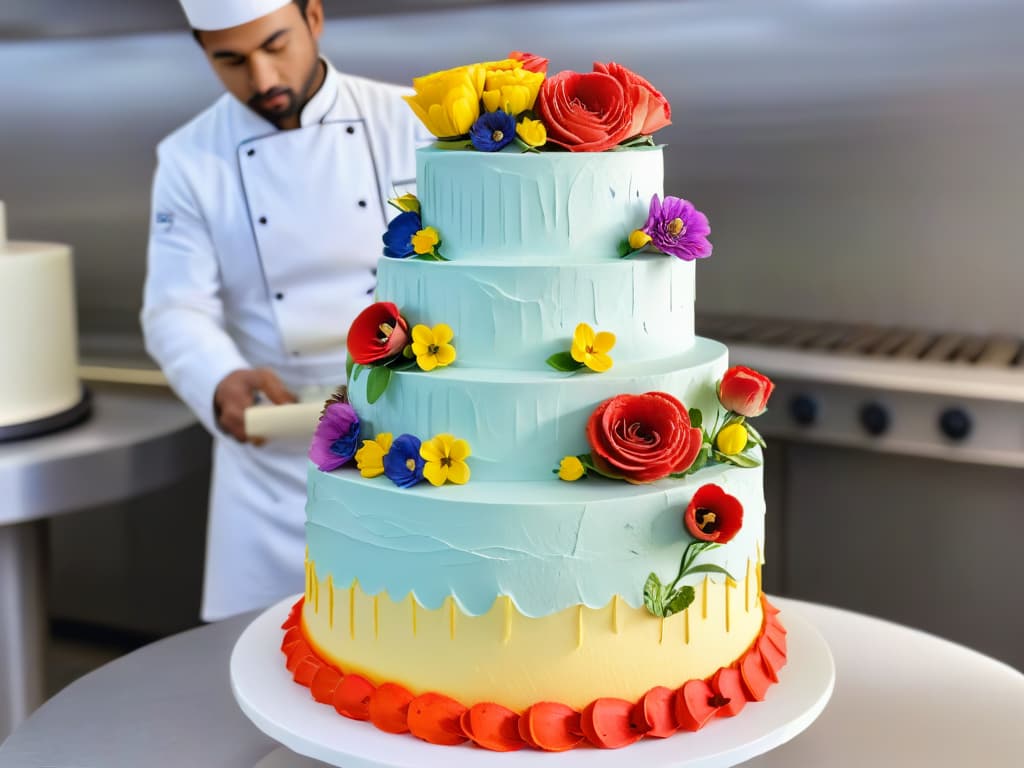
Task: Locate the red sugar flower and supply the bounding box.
[586,392,703,483]
[347,302,409,365]
[683,484,744,543]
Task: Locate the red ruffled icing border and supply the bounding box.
[279,594,788,751]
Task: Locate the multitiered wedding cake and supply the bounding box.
[0,201,88,441]
[281,53,786,751]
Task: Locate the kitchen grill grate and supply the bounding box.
[696,315,1023,369]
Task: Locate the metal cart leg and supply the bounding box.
[0,519,47,742]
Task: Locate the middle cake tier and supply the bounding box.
[347,337,728,483]
[374,253,696,370]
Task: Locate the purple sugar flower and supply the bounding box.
[641,194,712,261]
[309,402,361,471]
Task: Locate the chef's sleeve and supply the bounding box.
[141,150,250,435]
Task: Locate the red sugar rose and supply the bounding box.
[536,70,635,152]
[718,366,775,418]
[593,61,671,137]
[346,301,409,366]
[586,391,703,483]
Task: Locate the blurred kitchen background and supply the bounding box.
[1,0,1022,706]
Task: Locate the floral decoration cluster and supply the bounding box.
[309,394,471,488]
[546,322,616,374]
[347,301,456,404]
[404,52,671,153]
[643,484,743,618]
[383,194,446,261]
[556,365,774,483]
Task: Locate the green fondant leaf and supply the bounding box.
[350,363,364,383]
[688,408,703,429]
[683,563,735,580]
[546,351,585,373]
[433,139,473,150]
[365,366,392,405]
[746,422,767,448]
[387,356,418,372]
[643,572,668,617]
[345,353,354,381]
[617,134,656,149]
[664,586,696,617]
[714,451,761,469]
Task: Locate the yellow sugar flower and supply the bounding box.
[389,193,420,214]
[403,63,487,139]
[516,117,547,148]
[355,432,394,478]
[629,229,653,250]
[420,433,471,486]
[570,323,616,373]
[482,66,545,115]
[411,323,457,371]
[558,456,585,482]
[411,226,441,256]
[716,422,749,456]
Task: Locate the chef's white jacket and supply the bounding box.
[142,59,423,620]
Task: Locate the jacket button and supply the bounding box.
[275,292,284,300]
[246,148,255,157]
[347,125,355,134]
[259,216,267,225]
[358,200,367,208]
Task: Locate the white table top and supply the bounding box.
[1,597,1022,767]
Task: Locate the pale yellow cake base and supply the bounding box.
[301,557,765,711]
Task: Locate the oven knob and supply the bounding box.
[939,407,972,441]
[790,394,818,426]
[859,402,890,436]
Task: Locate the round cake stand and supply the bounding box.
[232,595,834,768]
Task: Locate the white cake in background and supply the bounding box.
[0,201,82,429]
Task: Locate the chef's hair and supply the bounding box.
[192,0,312,42]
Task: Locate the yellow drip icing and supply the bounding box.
[502,596,513,644]
[314,570,320,613]
[349,583,356,640]
[745,559,751,613]
[304,573,765,712]
[328,576,334,629]
[702,575,709,619]
[725,577,735,632]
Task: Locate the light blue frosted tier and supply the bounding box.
[349,337,728,483]
[376,254,694,370]
[418,146,663,263]
[307,459,765,618]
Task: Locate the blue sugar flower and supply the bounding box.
[470,110,516,152]
[383,433,425,488]
[383,210,423,259]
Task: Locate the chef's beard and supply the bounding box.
[248,57,324,127]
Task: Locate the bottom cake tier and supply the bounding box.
[281,594,788,751]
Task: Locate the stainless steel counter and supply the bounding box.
[0,383,208,741]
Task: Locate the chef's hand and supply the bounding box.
[214,367,297,444]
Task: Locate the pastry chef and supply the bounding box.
[142,0,423,620]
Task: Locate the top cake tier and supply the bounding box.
[417,145,663,264]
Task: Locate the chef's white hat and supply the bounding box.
[180,0,294,31]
